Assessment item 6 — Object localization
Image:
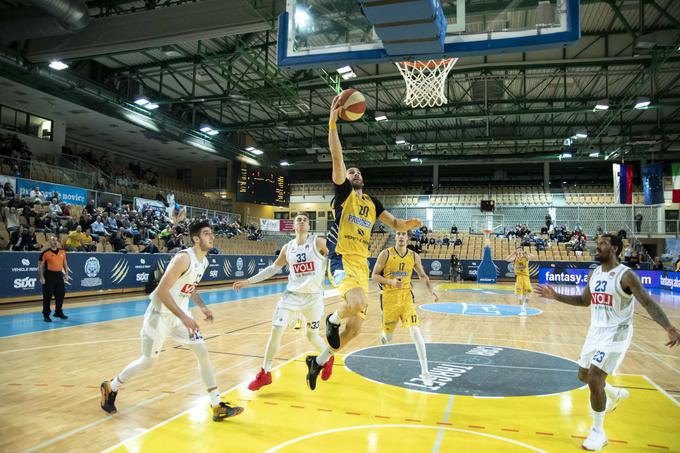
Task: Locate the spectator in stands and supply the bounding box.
[420,225,428,235]
[3,182,15,199]
[627,250,640,269]
[653,256,664,271]
[617,228,627,239]
[414,241,423,254]
[8,225,26,250]
[65,225,95,252]
[34,212,48,232]
[48,198,62,216]
[24,226,41,251]
[29,186,44,203]
[84,199,96,215]
[634,212,643,233]
[3,205,22,232]
[428,236,436,248]
[105,213,118,234]
[377,224,385,234]
[623,243,632,263]
[454,237,462,247]
[91,215,109,240]
[449,253,461,282]
[442,236,450,247]
[450,225,458,234]
[596,225,603,238]
[110,229,129,253]
[61,203,71,218]
[545,213,552,230]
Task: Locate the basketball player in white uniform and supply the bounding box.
[233,212,334,390]
[536,233,680,451]
[100,221,243,421]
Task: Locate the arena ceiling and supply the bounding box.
[0,0,679,169]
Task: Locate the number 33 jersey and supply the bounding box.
[588,264,635,327]
[285,235,326,294]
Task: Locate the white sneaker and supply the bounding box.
[519,307,527,316]
[582,428,608,451]
[606,388,629,413]
[380,333,388,345]
[420,372,433,387]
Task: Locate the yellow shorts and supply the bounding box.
[328,254,370,319]
[380,290,418,333]
[515,275,532,295]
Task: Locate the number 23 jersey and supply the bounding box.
[588,264,635,327]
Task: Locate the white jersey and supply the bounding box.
[285,235,326,294]
[150,248,208,314]
[587,264,635,328]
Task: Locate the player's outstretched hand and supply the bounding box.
[329,95,342,124]
[404,218,422,229]
[666,326,680,348]
[534,285,557,300]
[201,306,214,323]
[233,280,248,291]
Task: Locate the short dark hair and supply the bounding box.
[601,233,623,256]
[189,220,211,241]
[295,211,309,220]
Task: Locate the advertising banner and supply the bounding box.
[16,178,87,206]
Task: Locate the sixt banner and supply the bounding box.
[16,178,88,206]
[0,252,285,300]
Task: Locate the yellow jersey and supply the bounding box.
[328,179,384,259]
[380,247,415,293]
[514,257,530,278]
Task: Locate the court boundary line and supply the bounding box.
[101,351,308,453]
[263,424,548,453]
[643,375,680,407]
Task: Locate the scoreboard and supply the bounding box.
[237,166,290,207]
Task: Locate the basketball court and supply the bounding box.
[1,279,678,452]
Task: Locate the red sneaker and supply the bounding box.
[321,355,334,381]
[248,368,272,391]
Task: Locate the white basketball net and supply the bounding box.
[395,58,458,108]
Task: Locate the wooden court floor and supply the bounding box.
[0,281,679,452]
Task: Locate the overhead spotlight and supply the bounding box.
[199,125,213,133]
[634,97,651,109]
[589,151,600,157]
[246,146,256,151]
[395,136,407,145]
[280,160,290,166]
[134,96,150,106]
[574,130,588,139]
[337,66,357,80]
[207,129,219,136]
[48,61,69,70]
[560,152,573,159]
[144,103,159,110]
[374,112,388,121]
[593,100,609,111]
[250,148,264,155]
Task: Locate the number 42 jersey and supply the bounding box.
[285,234,326,294]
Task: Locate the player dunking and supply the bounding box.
[233,212,334,390]
[536,234,680,451]
[305,94,422,390]
[505,246,535,316]
[100,220,243,421]
[371,230,438,386]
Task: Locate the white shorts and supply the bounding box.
[578,323,633,375]
[272,292,324,331]
[141,304,203,357]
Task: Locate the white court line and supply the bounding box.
[264,424,548,453]
[101,352,308,453]
[432,396,455,453]
[642,375,680,407]
[632,341,680,376]
[20,338,306,453]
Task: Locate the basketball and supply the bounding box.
[338,88,366,122]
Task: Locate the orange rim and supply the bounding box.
[398,58,456,69]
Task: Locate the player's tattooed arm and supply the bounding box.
[622,270,680,347]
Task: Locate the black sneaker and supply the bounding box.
[325,314,341,349]
[306,355,322,391]
[54,313,68,319]
[43,316,52,322]
[100,380,118,414]
[212,401,244,421]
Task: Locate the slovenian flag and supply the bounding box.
[673,164,680,203]
[613,163,633,204]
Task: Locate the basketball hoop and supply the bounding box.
[395,58,458,108]
[482,229,493,238]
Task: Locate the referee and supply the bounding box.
[38,235,70,322]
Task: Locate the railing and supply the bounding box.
[0,155,95,189]
[185,206,240,224]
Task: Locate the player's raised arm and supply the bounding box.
[621,270,680,347]
[504,251,516,262]
[371,249,400,288]
[233,245,288,291]
[315,236,329,256]
[328,95,346,185]
[378,210,422,232]
[414,252,438,302]
[535,270,593,307]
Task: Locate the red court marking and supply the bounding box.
[290,405,305,409]
[317,408,333,412]
[346,411,361,416]
[647,445,669,450]
[161,391,175,394]
[264,402,278,405]
[34,384,48,387]
[571,435,587,440]
[609,439,627,444]
[468,425,485,429]
[60,384,75,388]
[436,422,452,426]
[536,432,554,436]
[405,418,421,423]
[7,383,22,386]
[376,415,392,419]
[501,428,519,432]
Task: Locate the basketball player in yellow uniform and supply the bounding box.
[372,231,438,386]
[305,94,422,390]
[506,246,536,316]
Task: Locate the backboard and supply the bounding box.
[277,0,580,69]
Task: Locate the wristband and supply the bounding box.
[328,122,337,131]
